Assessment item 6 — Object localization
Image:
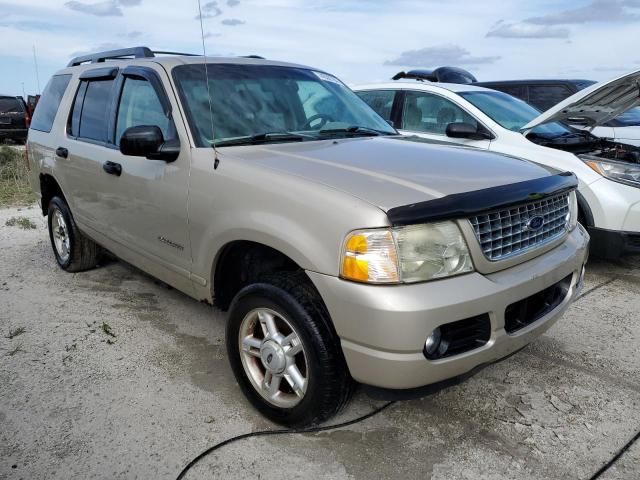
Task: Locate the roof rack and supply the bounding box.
[67,46,198,67]
[392,67,477,84]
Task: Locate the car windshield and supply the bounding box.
[606,107,640,127]
[172,63,396,147]
[459,90,573,138]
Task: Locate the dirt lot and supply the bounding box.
[1,205,639,480]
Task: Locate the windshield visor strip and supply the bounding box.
[386,172,578,226]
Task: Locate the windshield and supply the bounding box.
[606,107,640,127]
[172,63,396,147]
[459,90,573,138]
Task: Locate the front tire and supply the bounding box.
[47,196,100,272]
[226,272,353,427]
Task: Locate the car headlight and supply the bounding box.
[341,221,474,284]
[582,157,640,188]
[567,190,578,231]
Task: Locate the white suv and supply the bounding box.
[355,71,640,258]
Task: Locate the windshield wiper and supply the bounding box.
[317,125,386,137]
[213,131,310,147]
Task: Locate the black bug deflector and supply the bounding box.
[386,172,578,226]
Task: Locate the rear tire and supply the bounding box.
[47,196,101,272]
[226,271,353,427]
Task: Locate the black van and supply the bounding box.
[474,79,596,112]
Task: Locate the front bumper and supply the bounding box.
[308,225,589,389]
[588,227,640,258]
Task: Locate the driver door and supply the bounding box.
[397,90,492,149]
[105,65,192,277]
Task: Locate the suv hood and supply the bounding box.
[523,68,640,130]
[230,136,554,211]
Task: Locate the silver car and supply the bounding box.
[27,47,589,426]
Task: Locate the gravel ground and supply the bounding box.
[0,205,639,480]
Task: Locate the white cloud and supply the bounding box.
[486,21,570,39]
[70,42,124,58]
[385,44,500,67]
[221,18,244,26]
[196,1,222,20]
[526,0,640,25]
[65,0,122,16]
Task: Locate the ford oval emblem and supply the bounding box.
[526,216,544,231]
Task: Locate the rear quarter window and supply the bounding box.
[30,74,72,133]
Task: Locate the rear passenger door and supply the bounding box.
[64,64,192,276]
[63,67,120,230]
[398,90,492,149]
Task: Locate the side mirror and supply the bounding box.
[445,122,494,141]
[119,125,179,162]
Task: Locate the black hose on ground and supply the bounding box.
[176,401,395,479]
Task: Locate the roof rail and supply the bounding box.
[67,46,198,67]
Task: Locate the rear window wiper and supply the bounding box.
[213,131,311,147]
[317,126,386,137]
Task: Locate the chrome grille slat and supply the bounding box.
[469,192,570,261]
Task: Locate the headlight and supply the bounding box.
[582,157,640,188]
[341,221,474,284]
[567,190,578,231]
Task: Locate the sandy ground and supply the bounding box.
[0,205,639,480]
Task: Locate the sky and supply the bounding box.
[0,0,639,96]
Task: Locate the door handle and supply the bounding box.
[55,147,68,159]
[103,161,122,177]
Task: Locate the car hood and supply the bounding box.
[226,136,554,211]
[523,68,640,130]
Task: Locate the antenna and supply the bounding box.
[197,0,218,158]
[32,45,41,94]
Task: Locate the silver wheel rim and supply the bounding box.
[51,208,70,263]
[238,308,308,408]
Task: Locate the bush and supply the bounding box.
[0,146,35,206]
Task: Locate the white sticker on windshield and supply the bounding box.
[313,71,343,85]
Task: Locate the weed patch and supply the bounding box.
[5,216,36,229]
[0,146,35,206]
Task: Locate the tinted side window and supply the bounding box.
[494,85,528,103]
[528,85,572,111]
[115,77,171,145]
[77,80,114,142]
[30,74,71,132]
[402,91,477,134]
[356,90,395,121]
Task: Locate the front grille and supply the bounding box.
[469,192,570,261]
[504,275,572,334]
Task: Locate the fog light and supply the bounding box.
[425,327,442,356]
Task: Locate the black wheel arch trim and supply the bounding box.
[575,190,594,227]
[386,171,578,226]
